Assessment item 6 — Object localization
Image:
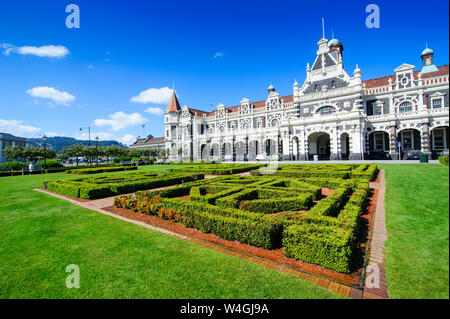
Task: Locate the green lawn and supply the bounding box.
[379,164,449,299]
[0,165,340,299]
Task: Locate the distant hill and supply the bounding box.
[27,136,127,153]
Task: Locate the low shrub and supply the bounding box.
[283,223,354,273]
[0,161,28,170]
[308,184,352,216]
[239,193,314,214]
[351,164,378,181]
[439,156,449,166]
[66,166,137,174]
[35,159,63,168]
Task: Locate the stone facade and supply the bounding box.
[0,132,27,162]
[164,37,449,161]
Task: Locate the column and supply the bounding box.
[421,122,430,155]
[330,130,339,160]
[244,136,249,162]
[259,136,264,157]
[232,136,236,162]
[300,130,308,161]
[389,124,399,160]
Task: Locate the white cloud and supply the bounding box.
[0,118,42,138]
[144,107,164,115]
[26,86,76,106]
[214,52,224,58]
[1,44,69,59]
[94,111,147,131]
[75,131,136,146]
[87,65,95,69]
[120,134,137,146]
[130,87,172,104]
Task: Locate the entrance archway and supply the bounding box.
[200,144,208,159]
[210,143,220,159]
[248,140,258,160]
[264,139,276,156]
[292,136,300,161]
[235,141,245,161]
[430,126,449,159]
[340,133,350,160]
[397,129,420,159]
[367,131,389,159]
[308,132,331,160]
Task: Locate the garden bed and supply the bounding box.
[112,169,378,275]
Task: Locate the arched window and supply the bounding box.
[317,106,336,115]
[271,119,279,127]
[399,101,413,112]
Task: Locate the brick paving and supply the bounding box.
[33,169,389,299]
[363,169,389,299]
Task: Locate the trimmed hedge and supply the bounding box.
[170,164,266,175]
[281,181,370,273]
[66,166,137,174]
[45,173,204,199]
[239,193,314,214]
[351,164,378,181]
[308,183,353,217]
[161,199,283,249]
[283,223,354,273]
[439,156,449,166]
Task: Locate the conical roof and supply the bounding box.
[166,90,181,112]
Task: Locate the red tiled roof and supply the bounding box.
[188,108,208,116]
[146,137,165,143]
[166,91,181,112]
[363,64,448,89]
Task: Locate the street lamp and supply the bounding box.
[95,136,99,167]
[43,134,47,170]
[79,126,91,145]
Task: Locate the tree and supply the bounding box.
[3,146,26,161]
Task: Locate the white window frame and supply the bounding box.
[401,130,414,150]
[431,97,444,109]
[374,132,386,151]
[432,128,447,150]
[399,101,413,113]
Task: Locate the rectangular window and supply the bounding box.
[374,132,385,150]
[373,104,382,115]
[402,131,413,150]
[432,99,442,109]
[434,129,444,149]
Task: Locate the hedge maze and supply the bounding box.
[112,164,377,273]
[44,171,205,199]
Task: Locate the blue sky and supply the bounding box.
[0,0,448,145]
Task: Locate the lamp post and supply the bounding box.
[43,134,47,170]
[79,126,91,145]
[95,136,99,167]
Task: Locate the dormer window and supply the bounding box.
[317,106,336,115]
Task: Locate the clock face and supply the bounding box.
[425,57,432,65]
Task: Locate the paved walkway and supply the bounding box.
[33,170,389,299]
[363,169,389,298]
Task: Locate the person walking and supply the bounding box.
[28,162,34,175]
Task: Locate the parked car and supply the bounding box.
[404,150,423,160]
